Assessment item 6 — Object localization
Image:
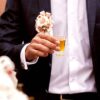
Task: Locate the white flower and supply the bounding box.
[0,56,17,88]
[0,56,28,100]
[35,11,53,33]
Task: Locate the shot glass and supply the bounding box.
[54,34,67,56]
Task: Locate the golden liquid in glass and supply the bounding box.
[59,39,66,51]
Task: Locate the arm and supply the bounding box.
[0,0,24,67]
[0,0,60,69]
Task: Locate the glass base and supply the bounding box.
[55,51,64,56]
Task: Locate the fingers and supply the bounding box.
[25,45,49,61]
[37,33,59,44]
[32,32,60,51]
[25,33,60,61]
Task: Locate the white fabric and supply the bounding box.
[0,56,28,100]
[49,0,96,94]
[20,43,39,70]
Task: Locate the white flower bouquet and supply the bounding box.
[0,56,28,100]
[35,11,53,33]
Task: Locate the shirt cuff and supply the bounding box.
[20,43,39,70]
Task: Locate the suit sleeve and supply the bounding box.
[0,0,24,67]
[96,0,100,26]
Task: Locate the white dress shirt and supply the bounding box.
[49,0,96,94]
[20,0,96,94]
[20,43,39,69]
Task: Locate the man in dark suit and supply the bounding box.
[0,0,100,100]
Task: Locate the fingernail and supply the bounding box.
[56,47,60,51]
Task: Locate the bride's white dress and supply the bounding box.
[0,56,28,100]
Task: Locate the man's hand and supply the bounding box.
[25,33,60,61]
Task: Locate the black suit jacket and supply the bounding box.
[0,0,100,96]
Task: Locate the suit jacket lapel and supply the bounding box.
[38,0,51,12]
[38,0,52,65]
[86,0,96,47]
